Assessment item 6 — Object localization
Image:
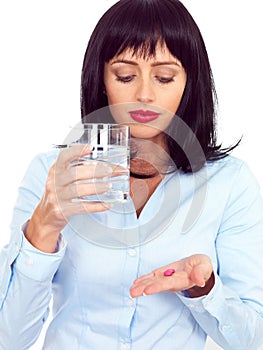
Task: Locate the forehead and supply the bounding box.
[110,42,179,63]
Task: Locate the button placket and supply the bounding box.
[126,298,134,307]
[117,246,139,344]
[127,249,137,257]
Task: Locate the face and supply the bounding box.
[103,43,187,143]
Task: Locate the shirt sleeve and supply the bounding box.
[0,151,66,350]
[177,161,263,350]
[14,226,66,282]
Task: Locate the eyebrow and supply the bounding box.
[110,59,181,67]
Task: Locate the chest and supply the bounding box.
[130,175,162,217]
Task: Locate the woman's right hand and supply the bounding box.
[25,144,113,253]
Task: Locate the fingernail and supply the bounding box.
[83,144,93,152]
[103,202,113,209]
[105,167,113,174]
[106,182,113,189]
[95,164,113,176]
[96,182,112,191]
[142,292,147,296]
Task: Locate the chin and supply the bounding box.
[129,123,163,139]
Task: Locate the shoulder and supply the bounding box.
[27,148,60,172]
[202,155,258,187]
[202,155,262,205]
[20,149,60,188]
[205,154,244,173]
[168,155,255,190]
[38,148,60,167]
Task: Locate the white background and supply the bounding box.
[0,1,262,349]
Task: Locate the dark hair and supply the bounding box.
[81,0,239,173]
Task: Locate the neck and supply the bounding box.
[130,134,170,177]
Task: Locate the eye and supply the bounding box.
[116,75,135,83]
[156,76,175,84]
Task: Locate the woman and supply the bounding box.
[1,0,263,349]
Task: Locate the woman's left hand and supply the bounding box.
[130,254,214,298]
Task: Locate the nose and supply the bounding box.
[135,79,155,103]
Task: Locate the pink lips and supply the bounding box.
[129,110,160,123]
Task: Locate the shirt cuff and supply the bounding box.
[177,273,223,313]
[14,228,67,282]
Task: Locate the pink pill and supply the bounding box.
[163,268,175,277]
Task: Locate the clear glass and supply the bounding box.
[69,123,130,203]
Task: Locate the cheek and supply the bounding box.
[106,86,130,105]
[106,91,115,105]
[165,89,185,115]
[167,75,187,112]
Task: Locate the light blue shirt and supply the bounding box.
[1,150,263,350]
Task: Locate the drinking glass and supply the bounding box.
[69,123,130,203]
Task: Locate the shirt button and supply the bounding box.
[188,304,195,309]
[26,258,33,266]
[204,299,211,307]
[128,249,137,257]
[120,343,127,350]
[15,244,19,253]
[221,325,228,332]
[127,298,134,307]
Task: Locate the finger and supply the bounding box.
[130,277,156,298]
[70,161,127,179]
[130,275,177,298]
[132,272,156,285]
[132,262,183,286]
[187,255,213,287]
[55,162,113,188]
[130,271,190,298]
[59,161,127,187]
[63,181,112,201]
[56,144,93,171]
[73,200,112,214]
[189,265,207,287]
[59,198,112,218]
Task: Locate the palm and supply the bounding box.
[130,254,213,298]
